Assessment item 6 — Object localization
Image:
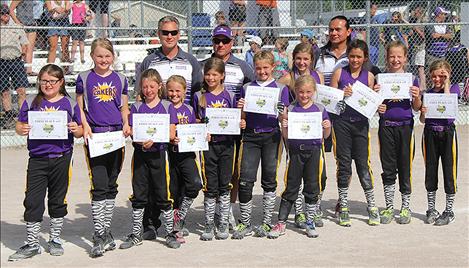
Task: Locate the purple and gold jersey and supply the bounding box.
[192,88,237,119]
[424,84,460,126]
[338,66,370,121]
[76,70,128,130]
[241,80,290,130]
[170,103,196,125]
[18,95,82,158]
[381,77,420,121]
[287,102,329,149]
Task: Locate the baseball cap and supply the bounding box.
[0,5,9,16]
[434,7,450,16]
[212,24,232,39]
[246,35,262,46]
[300,29,316,39]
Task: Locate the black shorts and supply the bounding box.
[90,0,110,14]
[0,58,29,92]
[70,23,86,41]
[229,4,246,23]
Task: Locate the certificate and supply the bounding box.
[288,112,323,140]
[243,86,280,116]
[423,93,458,119]
[28,111,68,140]
[316,84,345,115]
[345,81,384,119]
[177,124,209,153]
[377,73,413,99]
[132,113,170,142]
[206,108,241,135]
[88,131,125,158]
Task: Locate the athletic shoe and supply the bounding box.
[48,238,64,256]
[396,208,411,224]
[253,223,271,238]
[215,223,229,240]
[8,244,41,261]
[200,223,215,241]
[425,209,440,224]
[103,229,116,251]
[174,209,189,237]
[119,233,143,249]
[380,208,394,224]
[165,232,181,249]
[142,226,157,240]
[294,213,307,229]
[305,221,319,238]
[231,223,253,240]
[312,214,324,227]
[90,233,105,258]
[175,231,186,244]
[338,207,351,227]
[267,222,286,239]
[434,211,455,226]
[368,207,380,226]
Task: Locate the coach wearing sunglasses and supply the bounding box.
[136,15,203,104]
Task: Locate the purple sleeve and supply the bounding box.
[169,105,178,124]
[75,74,84,94]
[18,100,29,123]
[192,93,201,120]
[322,108,330,121]
[240,85,246,98]
[72,103,82,125]
[232,93,237,108]
[129,104,137,126]
[189,108,197,123]
[281,86,290,106]
[122,77,129,95]
[413,77,420,88]
[450,84,461,97]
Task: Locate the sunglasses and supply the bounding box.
[39,79,61,85]
[212,38,231,45]
[160,30,179,36]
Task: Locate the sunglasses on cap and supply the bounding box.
[160,30,179,36]
[212,38,231,45]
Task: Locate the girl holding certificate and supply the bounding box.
[193,57,245,241]
[329,39,379,227]
[75,38,130,258]
[10,64,83,261]
[375,41,421,225]
[420,60,460,226]
[166,75,202,242]
[268,75,331,239]
[120,69,180,249]
[234,51,290,239]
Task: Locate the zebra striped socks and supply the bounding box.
[262,191,276,226]
[383,184,395,210]
[49,217,64,241]
[294,184,305,216]
[91,200,106,236]
[364,189,376,208]
[178,197,195,221]
[401,194,411,210]
[305,203,320,222]
[132,208,144,237]
[104,199,115,230]
[239,200,253,226]
[427,191,436,211]
[338,187,348,208]
[26,222,41,247]
[445,194,455,213]
[219,193,230,225]
[161,209,174,235]
[204,197,216,225]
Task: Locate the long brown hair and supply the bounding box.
[33,64,67,108]
[289,43,316,90]
[200,57,225,108]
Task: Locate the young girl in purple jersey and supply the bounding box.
[375,41,422,224]
[420,60,460,226]
[119,69,181,249]
[75,38,130,258]
[193,57,246,241]
[330,39,379,227]
[167,75,202,242]
[268,75,331,239]
[9,64,83,261]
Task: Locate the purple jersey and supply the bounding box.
[338,66,370,121]
[241,80,290,130]
[18,95,82,158]
[424,84,460,126]
[294,69,321,85]
[192,88,237,119]
[381,77,420,121]
[288,102,329,149]
[76,70,128,131]
[129,99,177,151]
[170,103,196,125]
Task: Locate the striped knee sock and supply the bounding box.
[49,217,64,241]
[26,222,41,247]
[338,187,348,208]
[91,200,106,236]
[305,203,317,222]
[104,199,115,230]
[294,184,305,216]
[219,193,230,225]
[427,191,436,211]
[364,189,376,208]
[262,191,276,226]
[204,197,216,225]
[178,197,194,221]
[161,209,174,235]
[132,208,144,237]
[239,200,253,226]
[445,194,455,213]
[383,184,395,210]
[401,194,411,210]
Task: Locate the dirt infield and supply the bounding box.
[1,125,468,267]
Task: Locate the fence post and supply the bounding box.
[366,0,371,46]
[140,0,144,28]
[291,0,297,31]
[187,0,193,54]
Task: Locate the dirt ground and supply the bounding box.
[1,125,468,267]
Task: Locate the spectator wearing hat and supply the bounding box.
[425,7,453,69]
[408,4,426,91]
[0,5,28,129]
[300,29,320,64]
[245,35,262,69]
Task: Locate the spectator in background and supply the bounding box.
[89,0,109,38]
[0,5,28,129]
[36,0,49,51]
[9,0,38,75]
[445,31,468,87]
[272,37,290,79]
[408,4,426,91]
[45,0,71,64]
[245,35,262,69]
[70,0,93,64]
[368,3,380,65]
[109,14,122,39]
[215,10,227,25]
[381,11,408,47]
[229,0,246,48]
[425,7,452,68]
[256,0,278,45]
[300,29,320,61]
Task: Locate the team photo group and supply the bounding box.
[4,9,461,262]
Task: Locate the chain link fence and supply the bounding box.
[1,0,468,147]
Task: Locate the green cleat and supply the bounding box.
[231,223,252,240]
[338,207,351,227]
[380,208,394,224]
[368,207,380,226]
[294,213,307,229]
[253,223,272,238]
[396,208,412,224]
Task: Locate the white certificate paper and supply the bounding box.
[28,111,68,140]
[206,108,241,135]
[288,112,323,140]
[132,113,170,142]
[377,73,413,99]
[316,84,345,115]
[177,124,209,153]
[423,93,458,119]
[88,131,125,158]
[243,86,280,116]
[345,81,384,119]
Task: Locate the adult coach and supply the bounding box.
[136,15,202,103]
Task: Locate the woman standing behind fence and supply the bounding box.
[70,0,93,64]
[45,0,71,64]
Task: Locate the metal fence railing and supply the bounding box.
[1,0,468,147]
